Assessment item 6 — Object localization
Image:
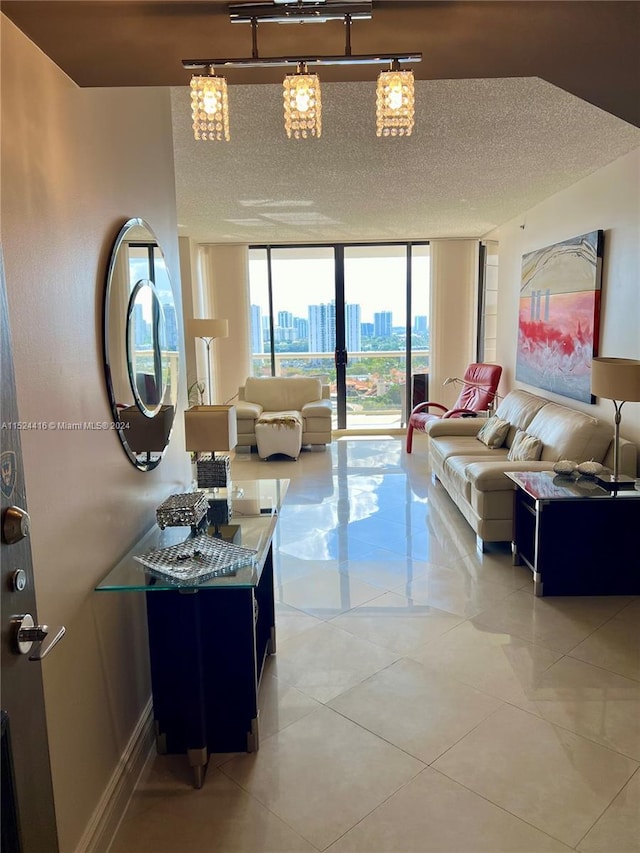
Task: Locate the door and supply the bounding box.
[0,250,60,852]
[248,244,431,430]
[248,246,338,421]
[342,245,431,429]
[342,245,407,429]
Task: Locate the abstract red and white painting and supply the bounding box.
[516,230,603,403]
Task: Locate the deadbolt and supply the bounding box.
[3,506,31,545]
[11,569,27,592]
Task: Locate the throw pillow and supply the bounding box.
[507,429,543,462]
[477,416,510,448]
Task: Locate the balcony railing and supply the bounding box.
[251,350,429,429]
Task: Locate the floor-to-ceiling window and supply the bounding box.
[248,243,430,431]
[477,240,498,363]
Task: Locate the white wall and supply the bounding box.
[490,148,640,466]
[430,240,480,407]
[198,244,252,405]
[179,236,201,402]
[1,17,190,852]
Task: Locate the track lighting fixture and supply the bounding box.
[184,1,421,140]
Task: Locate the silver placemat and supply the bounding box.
[134,533,257,583]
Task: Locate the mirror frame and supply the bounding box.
[103,218,178,471]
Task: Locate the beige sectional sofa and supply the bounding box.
[235,377,332,452]
[426,389,637,549]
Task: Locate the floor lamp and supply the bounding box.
[187,318,229,405]
[591,357,640,490]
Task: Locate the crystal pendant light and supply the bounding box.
[376,62,415,137]
[190,71,230,141]
[283,63,322,139]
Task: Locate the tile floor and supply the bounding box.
[110,437,640,853]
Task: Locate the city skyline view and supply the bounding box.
[129,251,179,351]
[251,300,429,354]
[247,244,431,427]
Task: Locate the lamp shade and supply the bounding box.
[376,68,415,137]
[190,74,230,142]
[120,405,174,453]
[591,358,640,402]
[283,67,322,139]
[187,318,229,340]
[184,405,237,452]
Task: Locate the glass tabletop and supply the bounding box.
[95,479,288,592]
[506,470,640,502]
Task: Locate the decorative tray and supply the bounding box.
[134,533,257,584]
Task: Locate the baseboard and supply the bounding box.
[75,698,155,853]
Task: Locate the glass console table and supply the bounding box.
[96,479,288,787]
[506,471,640,596]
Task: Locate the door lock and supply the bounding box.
[11,569,27,592]
[3,506,31,545]
[11,614,66,661]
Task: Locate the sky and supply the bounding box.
[248,248,430,325]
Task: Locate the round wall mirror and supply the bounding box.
[126,279,169,417]
[103,218,179,470]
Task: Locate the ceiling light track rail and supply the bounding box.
[182,53,420,70]
[229,1,372,24]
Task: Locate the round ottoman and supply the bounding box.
[255,413,302,460]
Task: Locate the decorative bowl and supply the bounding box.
[553,460,577,475]
[576,460,604,477]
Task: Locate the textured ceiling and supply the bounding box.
[4,1,639,243]
[171,77,640,243]
[3,1,640,124]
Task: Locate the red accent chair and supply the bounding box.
[406,363,503,453]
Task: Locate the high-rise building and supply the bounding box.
[277,310,293,329]
[294,317,309,342]
[162,302,178,350]
[134,303,149,347]
[309,301,336,352]
[275,310,296,343]
[345,303,361,353]
[374,311,392,338]
[261,315,271,350]
[361,322,374,338]
[414,315,428,333]
[275,325,296,343]
[251,304,264,354]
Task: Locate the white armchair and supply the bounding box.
[235,377,332,452]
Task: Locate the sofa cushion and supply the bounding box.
[477,416,510,448]
[527,403,612,463]
[429,436,501,467]
[446,452,506,502]
[507,430,543,462]
[244,377,322,412]
[235,401,263,420]
[494,390,549,447]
